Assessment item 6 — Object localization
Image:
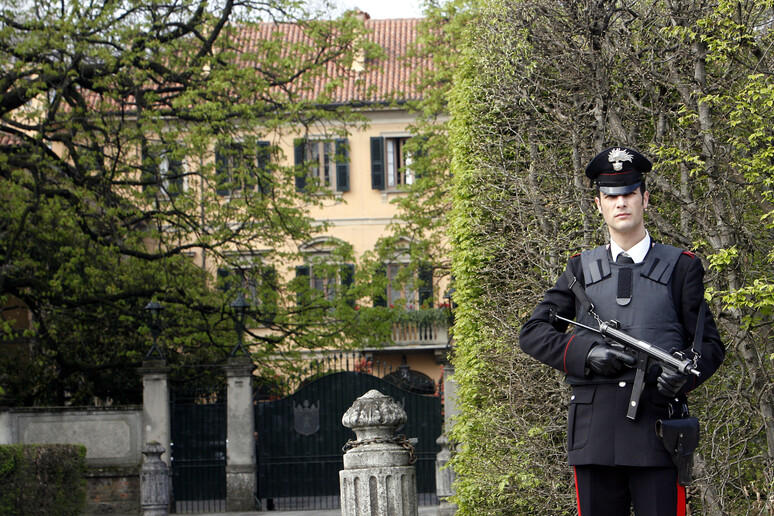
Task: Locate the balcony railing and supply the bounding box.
[391,321,449,347]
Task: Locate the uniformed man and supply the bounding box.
[518,146,725,516]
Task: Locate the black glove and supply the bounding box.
[657,368,689,397]
[586,343,636,376]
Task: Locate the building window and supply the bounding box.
[294,138,349,193]
[386,137,413,189]
[142,147,185,199]
[217,263,278,324]
[296,262,355,304]
[387,263,416,308]
[373,262,433,308]
[215,141,272,197]
[371,136,413,191]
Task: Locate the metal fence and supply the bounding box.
[170,380,227,514]
[255,370,442,511]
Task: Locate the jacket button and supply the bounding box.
[571,395,576,401]
[619,382,626,387]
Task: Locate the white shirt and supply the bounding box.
[610,231,651,264]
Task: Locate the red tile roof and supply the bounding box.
[2,15,426,133]
[0,133,23,146]
[236,16,425,104]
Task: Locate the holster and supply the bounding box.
[655,415,700,486]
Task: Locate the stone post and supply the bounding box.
[0,379,10,445]
[141,441,170,516]
[225,355,256,512]
[434,434,455,516]
[436,361,458,516]
[0,409,9,445]
[340,389,418,516]
[140,359,171,467]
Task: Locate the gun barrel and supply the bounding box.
[599,323,700,377]
[548,310,700,378]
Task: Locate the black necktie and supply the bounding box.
[616,253,633,305]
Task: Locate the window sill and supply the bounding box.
[311,191,344,203]
[380,190,408,202]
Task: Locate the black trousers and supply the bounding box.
[574,465,686,516]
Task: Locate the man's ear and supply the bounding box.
[642,190,650,209]
[594,195,602,214]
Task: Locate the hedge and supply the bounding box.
[0,444,87,516]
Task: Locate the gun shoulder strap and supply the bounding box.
[563,267,595,317]
[690,300,706,363]
[674,251,707,364]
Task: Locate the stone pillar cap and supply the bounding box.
[342,389,407,442]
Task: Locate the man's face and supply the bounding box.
[595,188,649,238]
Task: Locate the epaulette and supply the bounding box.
[682,250,696,259]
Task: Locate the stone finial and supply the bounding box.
[342,389,407,441]
[340,390,419,515]
[141,442,169,516]
[142,441,166,458]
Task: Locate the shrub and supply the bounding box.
[0,444,87,516]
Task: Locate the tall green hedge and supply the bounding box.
[0,444,87,516]
[447,0,774,513]
[446,4,576,512]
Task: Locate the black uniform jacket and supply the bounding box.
[518,244,725,466]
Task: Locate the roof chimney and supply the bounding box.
[353,9,371,21]
[351,10,370,73]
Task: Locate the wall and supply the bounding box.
[1,406,144,514]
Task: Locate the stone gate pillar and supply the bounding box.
[340,389,418,516]
[140,359,171,468]
[225,355,256,511]
[436,362,458,516]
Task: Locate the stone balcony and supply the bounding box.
[391,321,449,348]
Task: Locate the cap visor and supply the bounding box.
[598,182,641,196]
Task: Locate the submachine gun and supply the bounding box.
[548,310,700,420]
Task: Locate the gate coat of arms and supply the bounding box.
[293,399,320,436]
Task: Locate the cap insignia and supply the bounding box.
[608,148,633,171]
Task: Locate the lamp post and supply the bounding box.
[145,301,165,359]
[230,292,250,357]
[443,287,456,326]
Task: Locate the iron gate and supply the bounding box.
[170,388,227,513]
[255,371,442,510]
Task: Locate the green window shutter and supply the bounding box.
[411,135,427,180]
[418,264,434,308]
[341,263,355,287]
[335,138,349,192]
[140,142,155,190]
[370,137,384,190]
[340,263,355,307]
[215,145,231,196]
[165,157,184,198]
[295,264,310,305]
[373,263,387,307]
[256,140,272,195]
[216,267,232,292]
[294,139,307,192]
[258,265,278,324]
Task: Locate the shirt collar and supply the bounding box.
[610,231,651,264]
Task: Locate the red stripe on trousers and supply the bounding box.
[677,481,686,516]
[573,466,687,515]
[574,466,582,516]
